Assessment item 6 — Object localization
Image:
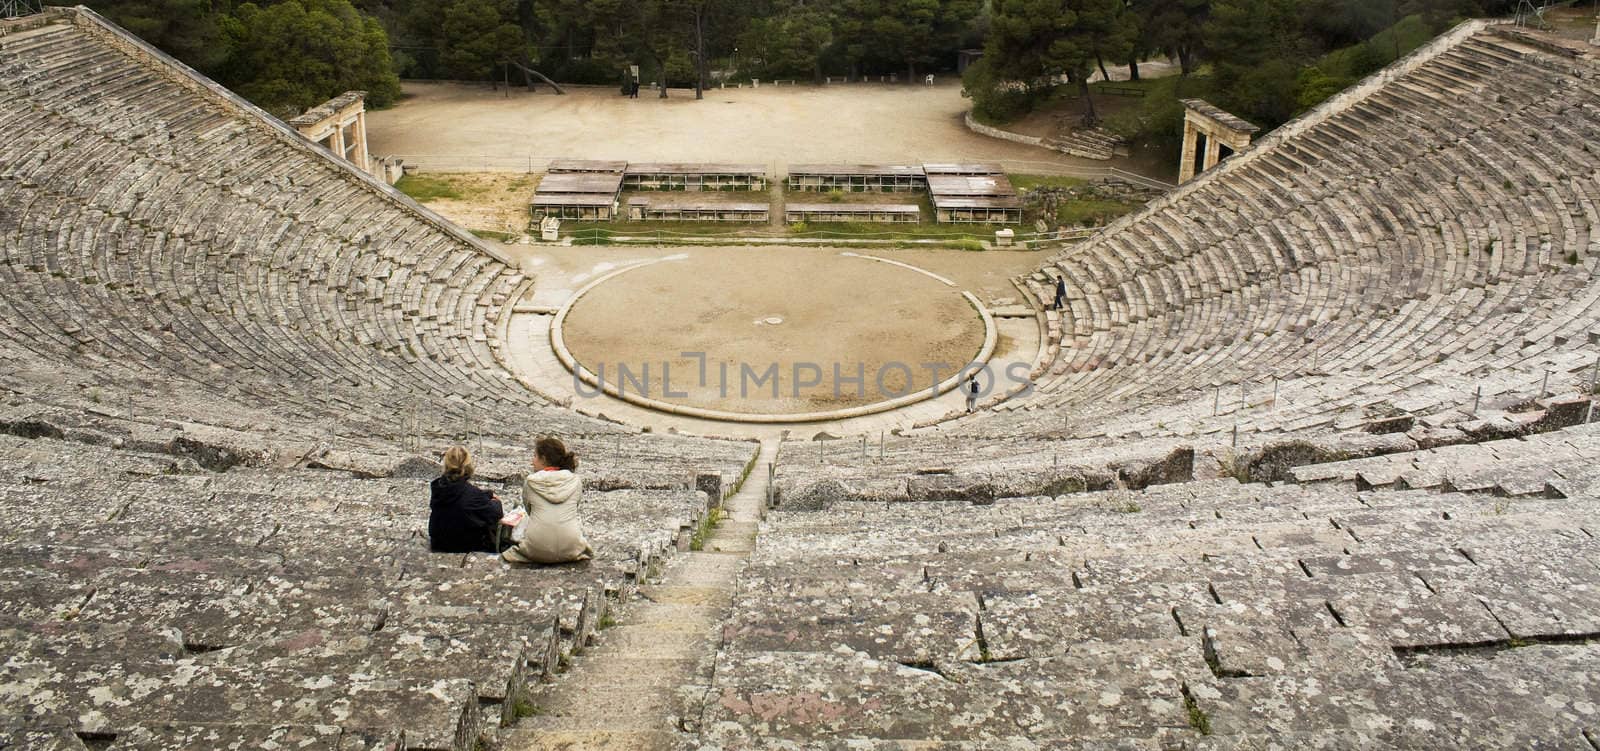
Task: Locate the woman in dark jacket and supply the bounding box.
[429,446,504,553]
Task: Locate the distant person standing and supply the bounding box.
[629,80,639,99]
[965,375,979,413]
[1052,276,1067,311]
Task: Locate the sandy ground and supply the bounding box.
[367,81,1164,175]
[415,173,537,234]
[558,250,988,414]
[508,243,1043,307]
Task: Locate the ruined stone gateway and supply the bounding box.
[4,5,1600,750]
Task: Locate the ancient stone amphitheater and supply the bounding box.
[3,5,1600,750]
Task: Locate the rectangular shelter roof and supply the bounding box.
[628,196,770,211]
[786,202,921,214]
[536,172,624,194]
[624,162,767,176]
[531,193,619,207]
[926,173,1017,197]
[922,162,1004,175]
[929,195,1023,209]
[548,159,628,173]
[786,164,926,177]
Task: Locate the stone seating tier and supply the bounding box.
[0,11,754,475]
[708,424,1600,747]
[0,434,717,748]
[953,24,1600,453]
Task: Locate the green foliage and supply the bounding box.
[1140,0,1211,76]
[91,0,400,118]
[437,0,526,81]
[1301,14,1436,108]
[977,0,1137,126]
[220,0,401,117]
[689,507,724,551]
[835,0,980,80]
[963,57,1041,123]
[1008,174,1089,192]
[88,0,232,72]
[1102,72,1209,156]
[738,4,834,81]
[395,175,463,202]
[1184,691,1213,734]
[1205,0,1312,126]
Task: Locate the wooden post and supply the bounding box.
[1471,385,1482,417]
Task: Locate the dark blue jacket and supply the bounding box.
[428,476,503,553]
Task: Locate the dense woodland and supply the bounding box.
[970,0,1520,155]
[88,0,1520,142]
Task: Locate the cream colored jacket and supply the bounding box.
[506,469,592,563]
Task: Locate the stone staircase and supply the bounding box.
[1042,126,1126,160]
[501,438,777,750]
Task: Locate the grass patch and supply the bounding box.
[1183,689,1213,735]
[1054,198,1140,227]
[395,174,463,202]
[513,698,541,719]
[1008,174,1090,192]
[689,507,726,551]
[471,229,517,242]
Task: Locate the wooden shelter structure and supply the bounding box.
[785,164,926,192]
[784,202,921,224]
[622,163,767,191]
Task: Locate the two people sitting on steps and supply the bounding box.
[427,437,593,564]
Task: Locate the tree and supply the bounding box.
[436,0,525,81]
[982,0,1136,126]
[220,0,402,117]
[1205,0,1310,124]
[1137,0,1209,76]
[86,0,231,73]
[738,3,835,81]
[836,0,979,81]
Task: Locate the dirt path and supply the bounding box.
[368,81,1159,176]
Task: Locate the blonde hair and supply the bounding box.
[442,446,474,480]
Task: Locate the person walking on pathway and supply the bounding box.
[966,375,980,413]
[1053,276,1067,311]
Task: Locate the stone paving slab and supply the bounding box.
[704,640,1207,745]
[724,591,980,663]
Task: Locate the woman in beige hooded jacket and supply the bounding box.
[502,437,594,564]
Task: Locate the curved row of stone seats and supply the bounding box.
[0,12,520,438]
[777,388,1591,505]
[0,10,759,476]
[980,24,1600,450]
[0,433,718,748]
[771,434,1198,507]
[702,424,1600,747]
